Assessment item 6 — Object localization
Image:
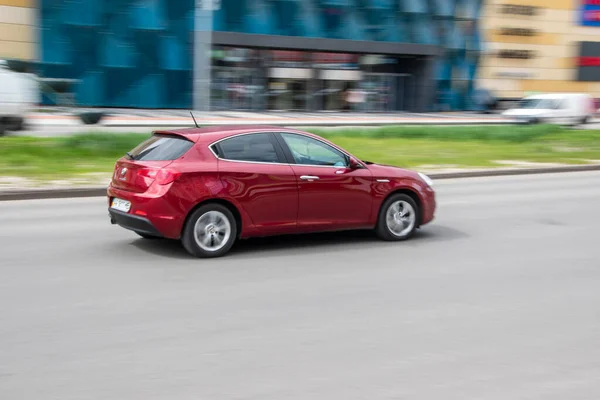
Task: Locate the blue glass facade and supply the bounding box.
[39,0,483,110]
[40,0,195,108]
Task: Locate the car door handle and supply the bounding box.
[300,175,320,181]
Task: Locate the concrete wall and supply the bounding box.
[0,0,36,61]
[478,0,600,99]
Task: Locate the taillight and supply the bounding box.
[138,168,180,185]
[155,168,181,185]
[138,168,157,180]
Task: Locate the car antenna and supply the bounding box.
[190,111,200,128]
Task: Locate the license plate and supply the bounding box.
[111,198,131,213]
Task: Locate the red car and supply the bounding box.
[108,126,436,258]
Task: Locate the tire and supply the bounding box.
[135,231,161,239]
[580,116,589,125]
[13,117,25,131]
[6,117,24,131]
[79,112,104,125]
[181,203,237,258]
[375,193,419,241]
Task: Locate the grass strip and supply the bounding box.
[1,125,600,181]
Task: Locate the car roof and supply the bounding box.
[154,125,309,143]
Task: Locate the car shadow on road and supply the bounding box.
[412,225,469,243]
[232,230,379,255]
[129,224,468,260]
[231,225,468,258]
[130,237,193,260]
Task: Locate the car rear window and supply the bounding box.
[127,134,193,161]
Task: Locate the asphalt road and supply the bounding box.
[1,172,600,399]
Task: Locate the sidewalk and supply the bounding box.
[27,109,514,128]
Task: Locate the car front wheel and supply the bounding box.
[182,204,237,258]
[375,194,419,241]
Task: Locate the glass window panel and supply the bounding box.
[281,133,348,167]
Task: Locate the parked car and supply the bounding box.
[0,60,38,136]
[501,93,596,125]
[108,126,436,258]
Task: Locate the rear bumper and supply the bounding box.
[107,184,186,239]
[109,208,163,237]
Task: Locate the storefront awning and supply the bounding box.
[212,32,442,57]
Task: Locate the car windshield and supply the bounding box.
[519,98,558,109]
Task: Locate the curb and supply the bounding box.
[1,164,600,201]
[0,187,107,201]
[29,120,516,128]
[428,164,600,179]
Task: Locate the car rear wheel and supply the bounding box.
[182,204,237,258]
[375,194,419,241]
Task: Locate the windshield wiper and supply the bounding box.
[126,151,135,160]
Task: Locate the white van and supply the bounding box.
[502,93,597,125]
[0,60,38,136]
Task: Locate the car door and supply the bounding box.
[212,132,298,235]
[275,132,373,231]
[550,98,569,125]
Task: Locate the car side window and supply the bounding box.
[215,133,280,163]
[280,133,348,167]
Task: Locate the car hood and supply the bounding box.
[365,162,420,180]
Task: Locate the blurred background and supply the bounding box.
[2,0,600,185]
[1,0,598,116]
[2,1,600,115]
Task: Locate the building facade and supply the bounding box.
[477,0,600,103]
[0,0,36,61]
[201,0,483,112]
[4,1,484,111]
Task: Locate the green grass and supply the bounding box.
[312,124,566,143]
[0,133,150,179]
[2,125,600,182]
[316,125,600,168]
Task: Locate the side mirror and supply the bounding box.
[348,157,361,170]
